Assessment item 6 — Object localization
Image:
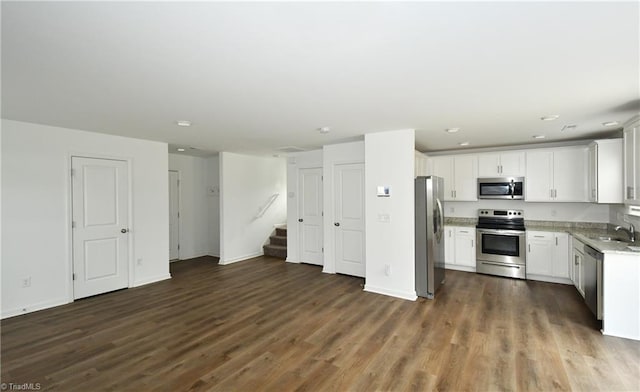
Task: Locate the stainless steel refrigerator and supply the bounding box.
[415,176,445,299]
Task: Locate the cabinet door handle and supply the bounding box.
[534,235,545,238]
[459,230,468,233]
[555,237,558,246]
[528,244,531,252]
[471,240,474,247]
[550,189,554,198]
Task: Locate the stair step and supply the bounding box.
[263,244,287,259]
[275,227,287,237]
[269,235,287,246]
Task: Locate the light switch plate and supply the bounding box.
[377,186,391,197]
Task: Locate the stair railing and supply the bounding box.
[254,193,279,220]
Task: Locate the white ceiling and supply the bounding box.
[2,1,639,156]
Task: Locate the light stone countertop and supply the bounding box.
[442,217,639,255]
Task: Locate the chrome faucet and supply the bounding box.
[615,224,636,243]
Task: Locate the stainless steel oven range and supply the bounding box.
[476,209,526,279]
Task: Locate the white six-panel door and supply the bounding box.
[72,157,129,299]
[334,163,365,277]
[169,170,180,261]
[298,168,323,265]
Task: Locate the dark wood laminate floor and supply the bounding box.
[2,256,639,391]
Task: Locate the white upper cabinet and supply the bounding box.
[525,150,554,201]
[623,115,640,205]
[415,151,428,177]
[430,155,477,201]
[588,139,623,203]
[525,147,588,202]
[477,151,525,177]
[554,147,588,202]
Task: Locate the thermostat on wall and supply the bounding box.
[377,186,391,197]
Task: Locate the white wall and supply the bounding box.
[219,152,286,264]
[1,120,170,318]
[322,141,365,274]
[207,155,220,257]
[168,154,210,259]
[285,149,323,264]
[444,200,610,222]
[364,130,417,301]
[610,204,640,229]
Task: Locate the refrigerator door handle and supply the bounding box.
[434,198,444,242]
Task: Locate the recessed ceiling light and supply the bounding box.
[602,121,619,127]
[176,120,191,127]
[318,126,330,134]
[541,115,560,121]
[177,148,185,152]
[561,124,577,131]
[532,135,546,139]
[445,128,460,133]
[458,142,470,146]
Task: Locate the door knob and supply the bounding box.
[334,222,340,226]
[298,218,303,222]
[121,228,129,233]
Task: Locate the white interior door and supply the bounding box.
[334,163,365,277]
[298,168,323,265]
[169,170,180,261]
[72,157,129,300]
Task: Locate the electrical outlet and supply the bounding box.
[384,264,391,276]
[137,258,143,266]
[22,277,31,288]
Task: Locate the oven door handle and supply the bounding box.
[477,228,525,236]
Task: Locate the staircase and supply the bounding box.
[263,226,287,259]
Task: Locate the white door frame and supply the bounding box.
[322,159,364,275]
[297,167,323,266]
[67,153,134,302]
[169,169,181,261]
[333,162,365,277]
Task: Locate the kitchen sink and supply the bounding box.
[588,236,629,243]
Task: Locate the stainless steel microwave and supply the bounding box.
[478,177,524,200]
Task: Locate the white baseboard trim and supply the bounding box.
[526,274,572,285]
[179,252,210,260]
[219,252,263,265]
[133,274,172,287]
[444,264,476,273]
[2,297,70,319]
[363,284,417,301]
[285,258,300,263]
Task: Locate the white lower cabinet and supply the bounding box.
[526,231,570,284]
[444,226,476,272]
[571,236,586,297]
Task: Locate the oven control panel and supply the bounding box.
[478,209,524,219]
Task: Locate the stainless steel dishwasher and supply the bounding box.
[583,245,603,320]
